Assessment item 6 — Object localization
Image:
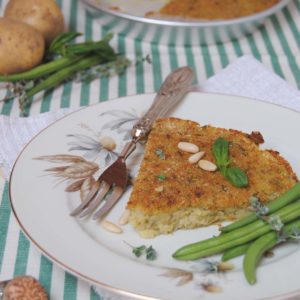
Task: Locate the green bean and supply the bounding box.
[62,40,116,58]
[0,56,83,82]
[25,55,107,98]
[49,32,82,53]
[172,200,300,260]
[243,219,300,285]
[221,242,250,261]
[221,182,300,233]
[174,200,300,258]
[243,233,276,284]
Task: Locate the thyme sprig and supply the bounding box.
[193,260,234,274]
[73,56,132,82]
[277,224,300,243]
[267,215,284,232]
[249,196,269,217]
[250,196,284,233]
[154,149,165,160]
[124,241,157,261]
[156,175,166,181]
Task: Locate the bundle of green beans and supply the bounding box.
[0,32,131,116]
[172,182,300,284]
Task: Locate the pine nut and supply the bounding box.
[218,261,235,272]
[188,151,205,164]
[101,220,123,233]
[198,160,217,172]
[178,142,199,153]
[118,209,130,225]
[155,186,164,192]
[204,284,223,293]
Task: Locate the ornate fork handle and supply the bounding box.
[120,66,194,160]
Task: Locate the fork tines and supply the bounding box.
[70,180,124,220]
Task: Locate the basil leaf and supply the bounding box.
[225,167,248,188]
[212,137,230,168]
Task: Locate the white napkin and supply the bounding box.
[0,108,75,178]
[1,55,300,180]
[199,55,300,111]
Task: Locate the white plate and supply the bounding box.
[10,92,300,300]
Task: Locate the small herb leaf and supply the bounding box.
[268,215,284,232]
[225,167,248,188]
[156,175,166,181]
[250,196,269,217]
[146,246,157,260]
[212,137,230,168]
[212,137,249,188]
[126,243,157,260]
[132,245,146,257]
[289,225,300,241]
[155,149,165,160]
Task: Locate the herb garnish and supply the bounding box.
[155,149,165,160]
[201,260,234,273]
[156,175,166,181]
[132,245,146,257]
[250,197,283,232]
[145,246,157,260]
[277,224,300,243]
[125,242,157,260]
[267,215,284,232]
[250,196,269,217]
[212,137,248,188]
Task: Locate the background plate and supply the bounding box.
[82,0,291,45]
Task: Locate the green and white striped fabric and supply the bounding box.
[0,0,299,299]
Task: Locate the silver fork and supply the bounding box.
[70,66,194,220]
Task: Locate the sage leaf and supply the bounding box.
[212,137,230,168]
[225,167,248,188]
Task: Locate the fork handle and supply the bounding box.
[131,66,194,141]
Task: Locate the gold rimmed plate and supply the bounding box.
[10,92,300,299]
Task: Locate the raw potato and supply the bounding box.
[4,0,64,45]
[0,18,45,75]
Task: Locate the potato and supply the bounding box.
[4,0,64,45]
[0,18,45,75]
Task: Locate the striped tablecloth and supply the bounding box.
[0,0,299,299]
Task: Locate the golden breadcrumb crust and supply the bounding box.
[127,118,297,237]
[159,0,279,20]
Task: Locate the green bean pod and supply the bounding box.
[25,55,107,98]
[243,233,277,285]
[172,200,300,260]
[243,219,300,285]
[48,32,82,53]
[0,56,83,82]
[62,40,116,58]
[221,182,300,233]
[221,242,250,261]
